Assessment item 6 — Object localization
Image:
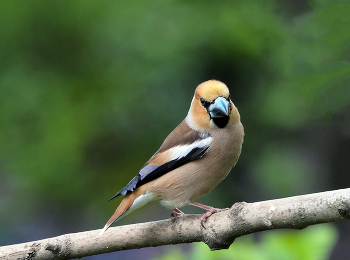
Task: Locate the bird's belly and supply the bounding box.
[150,149,238,208]
[150,123,243,209]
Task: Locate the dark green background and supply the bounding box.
[1,1,349,259]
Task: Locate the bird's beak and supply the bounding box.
[208,97,230,118]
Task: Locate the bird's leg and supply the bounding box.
[171,208,185,219]
[190,201,229,228]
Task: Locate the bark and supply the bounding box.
[1,188,350,260]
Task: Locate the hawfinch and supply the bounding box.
[100,80,244,235]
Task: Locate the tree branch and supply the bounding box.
[1,188,350,260]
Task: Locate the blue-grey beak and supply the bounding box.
[208,96,230,118]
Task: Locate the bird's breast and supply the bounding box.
[150,122,244,208]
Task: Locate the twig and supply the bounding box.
[1,188,349,260]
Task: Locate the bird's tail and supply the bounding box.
[99,193,136,235]
[99,185,156,235]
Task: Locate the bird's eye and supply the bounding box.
[200,97,210,108]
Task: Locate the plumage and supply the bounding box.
[100,80,244,235]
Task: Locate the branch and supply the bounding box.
[1,188,350,260]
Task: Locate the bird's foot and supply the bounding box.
[200,207,229,228]
[171,208,184,219]
[190,201,229,228]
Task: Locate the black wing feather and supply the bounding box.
[108,146,209,202]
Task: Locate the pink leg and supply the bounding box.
[190,202,229,228]
[171,208,185,218]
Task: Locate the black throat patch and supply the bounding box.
[213,116,229,128]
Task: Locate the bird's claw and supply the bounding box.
[200,207,230,228]
[171,208,184,220]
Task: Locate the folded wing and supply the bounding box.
[108,120,212,201]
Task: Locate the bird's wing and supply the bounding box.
[108,120,212,201]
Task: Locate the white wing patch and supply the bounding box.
[166,137,212,161]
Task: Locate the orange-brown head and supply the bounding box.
[186,80,240,131]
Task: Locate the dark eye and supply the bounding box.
[200,97,210,108]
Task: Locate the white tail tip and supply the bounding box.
[99,225,108,236]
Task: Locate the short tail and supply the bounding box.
[99,184,157,236]
[99,193,136,235]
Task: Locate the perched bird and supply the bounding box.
[99,80,244,235]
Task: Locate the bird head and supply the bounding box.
[186,80,240,131]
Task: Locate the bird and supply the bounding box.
[99,80,244,235]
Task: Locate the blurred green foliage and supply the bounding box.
[153,224,338,260]
[0,0,349,258]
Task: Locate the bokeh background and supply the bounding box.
[1,0,350,259]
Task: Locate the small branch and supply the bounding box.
[1,188,350,260]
